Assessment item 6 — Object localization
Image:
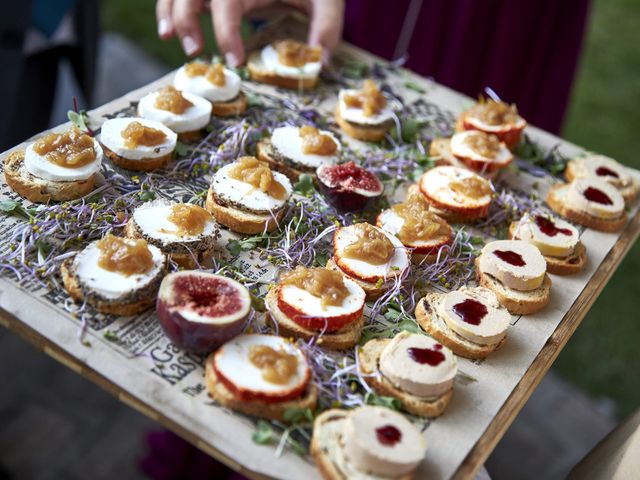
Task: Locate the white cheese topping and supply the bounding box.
[100,117,177,160]
[513,213,579,257]
[173,65,241,103]
[377,209,450,249]
[260,43,322,79]
[464,113,526,133]
[379,331,457,398]
[73,240,165,300]
[24,137,103,182]
[137,90,212,133]
[478,240,546,291]
[420,166,492,210]
[338,89,395,126]
[270,126,340,168]
[279,277,365,318]
[566,178,625,219]
[449,130,513,165]
[570,154,632,189]
[211,162,292,213]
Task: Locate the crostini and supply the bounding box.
[335,80,395,142]
[265,266,366,350]
[475,239,551,315]
[247,39,322,90]
[61,233,166,315]
[565,154,639,205]
[256,125,341,181]
[358,331,456,417]
[173,61,247,116]
[311,406,427,480]
[99,117,177,171]
[418,166,494,222]
[4,127,102,203]
[328,223,410,300]
[546,178,627,232]
[137,85,212,142]
[377,186,452,263]
[206,156,293,234]
[416,286,511,359]
[509,213,586,275]
[456,98,526,149]
[205,334,317,421]
[125,199,218,268]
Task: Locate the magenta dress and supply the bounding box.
[343,0,591,134]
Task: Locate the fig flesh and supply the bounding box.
[316,162,383,212]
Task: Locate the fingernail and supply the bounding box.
[158,19,170,37]
[182,36,199,56]
[225,52,239,68]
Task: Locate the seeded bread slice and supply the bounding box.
[3,150,97,203]
[310,410,414,480]
[474,257,551,315]
[205,353,317,422]
[211,91,248,117]
[265,287,363,350]
[256,138,306,182]
[60,258,164,316]
[507,222,587,275]
[325,257,385,301]
[334,105,392,143]
[565,160,640,205]
[205,187,283,234]
[247,50,319,90]
[415,294,506,359]
[546,183,627,232]
[358,338,453,417]
[102,144,173,172]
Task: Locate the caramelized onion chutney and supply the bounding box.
[464,132,501,158]
[248,344,298,385]
[154,85,193,114]
[281,266,350,308]
[184,61,226,86]
[273,39,321,67]
[299,126,337,155]
[121,121,167,149]
[392,197,448,243]
[96,234,154,276]
[164,204,211,236]
[450,176,492,200]
[344,80,387,117]
[343,223,394,265]
[228,156,287,200]
[33,127,96,168]
[468,100,519,126]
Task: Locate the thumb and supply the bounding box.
[211,0,245,67]
[307,0,344,63]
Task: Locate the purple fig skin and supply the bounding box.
[317,180,377,212]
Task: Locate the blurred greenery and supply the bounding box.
[102,0,639,417]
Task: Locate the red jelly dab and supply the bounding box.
[407,346,446,366]
[452,298,488,326]
[596,166,619,179]
[376,425,402,446]
[584,186,613,205]
[493,249,526,267]
[534,215,572,237]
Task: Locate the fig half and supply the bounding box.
[317,162,384,212]
[156,271,251,354]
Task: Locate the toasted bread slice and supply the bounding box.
[358,338,453,417]
[123,218,217,268]
[310,409,413,480]
[102,144,173,172]
[428,138,500,179]
[60,258,163,316]
[205,353,317,422]
[247,50,318,90]
[265,287,363,350]
[474,257,551,315]
[211,91,248,117]
[325,257,385,301]
[546,183,627,232]
[256,138,306,182]
[415,294,506,359]
[565,160,640,205]
[334,105,391,143]
[507,222,587,275]
[177,129,203,143]
[205,188,283,234]
[4,150,97,203]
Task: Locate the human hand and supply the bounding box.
[155,0,344,66]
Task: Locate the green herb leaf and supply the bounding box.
[250,292,266,313]
[138,191,156,202]
[252,420,275,444]
[103,330,119,342]
[67,110,90,133]
[246,92,263,108]
[341,60,369,78]
[404,81,426,94]
[294,174,315,196]
[283,407,314,424]
[174,141,191,157]
[364,392,401,410]
[313,251,329,267]
[0,200,35,219]
[397,318,423,334]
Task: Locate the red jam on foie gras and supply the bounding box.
[299,126,337,155]
[596,166,620,179]
[452,298,488,326]
[273,39,321,67]
[185,61,226,86]
[96,234,154,276]
[154,85,194,114]
[121,121,167,149]
[164,204,211,236]
[248,344,299,385]
[376,425,402,446]
[33,127,96,168]
[584,186,614,205]
[342,223,395,265]
[493,249,526,267]
[228,156,288,200]
[534,215,573,237]
[407,344,445,366]
[344,79,387,117]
